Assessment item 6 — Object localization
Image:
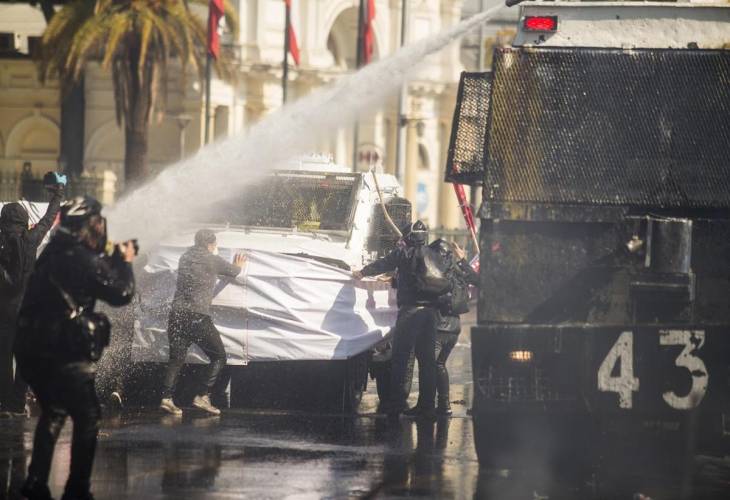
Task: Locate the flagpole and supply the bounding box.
[204,52,212,144]
[467,0,487,254]
[394,0,408,184]
[283,1,290,104]
[351,0,366,172]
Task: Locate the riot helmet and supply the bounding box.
[59,196,107,252]
[402,220,428,247]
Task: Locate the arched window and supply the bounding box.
[6,115,60,159]
[326,6,378,70]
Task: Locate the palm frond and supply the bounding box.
[38,0,240,130]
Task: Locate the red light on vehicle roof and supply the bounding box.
[523,16,558,32]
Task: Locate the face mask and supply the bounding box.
[211,246,219,256]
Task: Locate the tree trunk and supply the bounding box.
[123,49,152,190]
[60,78,85,177]
[124,119,149,191]
[38,0,85,178]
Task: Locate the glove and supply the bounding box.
[43,171,68,187]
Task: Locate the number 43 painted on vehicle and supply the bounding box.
[597,330,708,410]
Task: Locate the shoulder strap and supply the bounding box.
[47,254,82,317]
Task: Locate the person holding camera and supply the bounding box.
[13,196,136,500]
[159,229,245,417]
[0,172,65,416]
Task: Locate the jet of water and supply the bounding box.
[107,5,505,245]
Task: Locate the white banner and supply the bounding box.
[133,249,397,364]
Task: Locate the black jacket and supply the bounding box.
[0,193,63,317]
[438,258,480,334]
[360,244,439,307]
[171,246,241,316]
[14,232,135,360]
[455,258,480,288]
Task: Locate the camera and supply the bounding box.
[42,171,68,189]
[107,239,139,259]
[118,239,139,257]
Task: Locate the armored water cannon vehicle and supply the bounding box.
[128,156,411,411]
[444,0,730,464]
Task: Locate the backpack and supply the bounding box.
[443,271,470,315]
[0,233,17,294]
[412,245,452,296]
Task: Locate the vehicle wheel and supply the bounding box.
[373,361,391,406]
[343,354,368,413]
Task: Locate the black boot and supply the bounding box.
[61,483,95,500]
[60,490,95,500]
[403,405,424,417]
[20,476,53,500]
[404,405,436,420]
[436,400,452,417]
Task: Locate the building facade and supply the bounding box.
[0,0,489,229]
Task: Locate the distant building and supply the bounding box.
[0,0,516,229]
[461,0,517,71]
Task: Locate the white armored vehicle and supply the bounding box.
[129,156,410,410]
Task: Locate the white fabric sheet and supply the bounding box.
[133,248,397,364]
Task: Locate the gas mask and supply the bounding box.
[90,216,109,254]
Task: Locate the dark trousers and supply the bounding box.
[389,306,437,413]
[416,331,458,409]
[161,310,226,399]
[0,420,25,498]
[20,360,100,496]
[0,312,28,412]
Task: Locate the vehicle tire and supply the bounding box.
[343,353,368,413]
[372,360,391,408]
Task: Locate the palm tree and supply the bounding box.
[37,0,238,188]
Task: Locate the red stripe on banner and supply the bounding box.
[207,0,225,59]
[285,0,300,65]
[288,23,300,65]
[363,0,376,64]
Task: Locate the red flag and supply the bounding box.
[453,182,480,252]
[363,0,376,64]
[285,0,300,65]
[207,0,225,59]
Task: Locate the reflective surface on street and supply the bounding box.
[1,316,729,499]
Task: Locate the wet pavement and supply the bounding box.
[2,315,730,499]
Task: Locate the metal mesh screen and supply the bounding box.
[201,172,359,231]
[444,72,491,184]
[368,197,412,256]
[482,48,730,208]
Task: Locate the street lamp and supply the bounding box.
[176,114,192,161]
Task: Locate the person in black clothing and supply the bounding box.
[353,221,440,418]
[0,183,64,415]
[160,229,245,416]
[14,196,136,500]
[409,240,479,417]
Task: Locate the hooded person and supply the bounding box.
[0,183,63,415]
[159,229,246,417]
[408,239,479,417]
[13,195,136,500]
[352,220,442,418]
